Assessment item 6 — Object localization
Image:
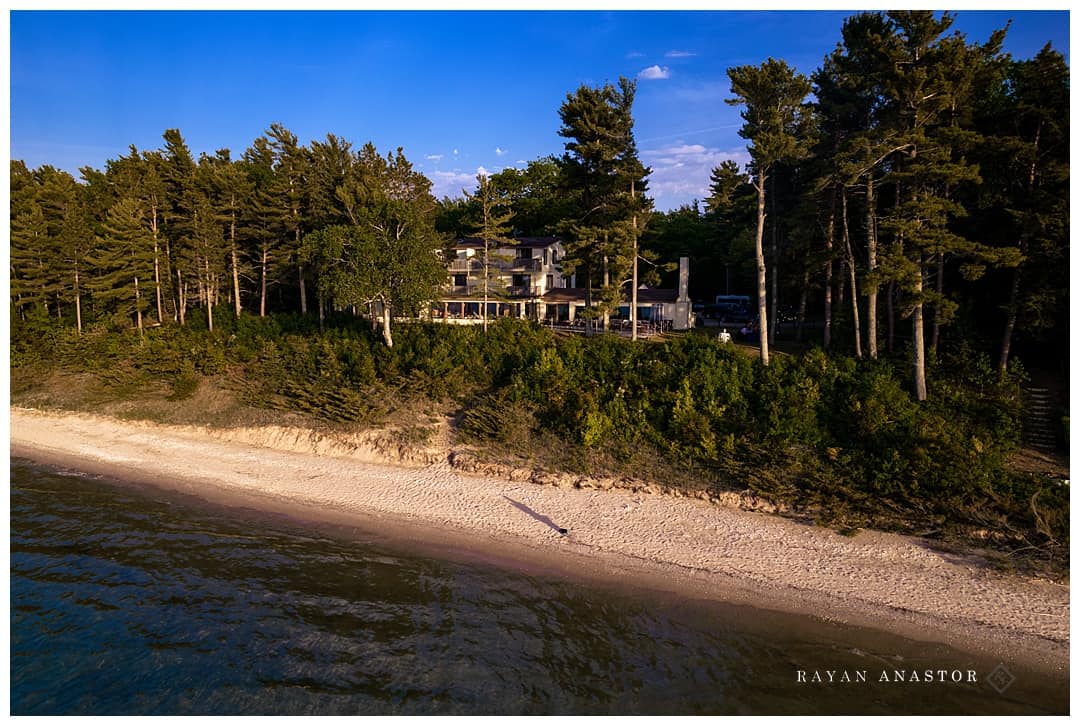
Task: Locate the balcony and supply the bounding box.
[509,258,542,272]
[448,259,481,272]
[507,285,542,298]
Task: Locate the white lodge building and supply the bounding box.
[433,236,692,331]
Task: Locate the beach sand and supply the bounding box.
[9,406,1069,676]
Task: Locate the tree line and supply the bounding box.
[646,11,1067,398]
[11,125,449,346]
[11,10,1068,400]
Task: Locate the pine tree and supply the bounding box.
[875,11,1017,400]
[10,162,56,319]
[726,58,812,365]
[242,136,287,317]
[160,129,199,325]
[267,124,310,314]
[983,45,1070,373]
[203,149,253,319]
[464,172,515,333]
[190,155,231,332]
[557,77,651,331]
[87,196,156,334]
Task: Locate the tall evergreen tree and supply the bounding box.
[10,162,56,319]
[985,45,1070,374]
[557,77,651,330]
[160,129,199,325]
[203,149,253,319]
[242,136,287,317]
[875,11,1016,400]
[266,123,310,314]
[87,196,156,335]
[726,58,812,365]
[464,172,515,333]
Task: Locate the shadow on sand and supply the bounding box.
[503,496,568,535]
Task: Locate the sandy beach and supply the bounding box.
[9,406,1069,675]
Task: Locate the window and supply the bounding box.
[453,274,467,287]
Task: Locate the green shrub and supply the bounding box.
[169,360,200,400]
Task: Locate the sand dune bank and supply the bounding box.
[9,407,1068,674]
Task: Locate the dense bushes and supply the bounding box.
[10,312,1065,561]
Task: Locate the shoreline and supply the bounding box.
[9,406,1069,676]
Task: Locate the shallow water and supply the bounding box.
[9,458,1067,715]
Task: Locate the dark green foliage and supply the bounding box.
[10,311,1065,566]
[169,360,200,401]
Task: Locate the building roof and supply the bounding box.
[453,236,561,250]
[542,287,679,304]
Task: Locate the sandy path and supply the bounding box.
[9,407,1068,673]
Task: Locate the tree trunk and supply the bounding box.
[930,252,945,353]
[260,246,269,318]
[177,270,187,326]
[204,256,214,333]
[74,265,82,336]
[165,239,178,322]
[134,276,143,338]
[381,301,394,347]
[795,268,809,342]
[298,264,307,315]
[754,169,770,366]
[842,193,863,359]
[151,206,164,325]
[602,253,610,332]
[823,186,835,348]
[230,206,241,319]
[585,270,593,336]
[865,172,878,359]
[482,242,489,334]
[768,180,778,346]
[999,264,1021,376]
[840,189,861,358]
[912,259,927,402]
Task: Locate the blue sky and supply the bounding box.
[10,9,1070,211]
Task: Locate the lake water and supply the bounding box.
[9,458,1068,715]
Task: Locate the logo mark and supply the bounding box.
[987,664,1016,694]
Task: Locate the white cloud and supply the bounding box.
[665,50,696,58]
[453,148,459,156]
[642,143,751,211]
[495,147,507,156]
[427,167,483,199]
[626,50,645,59]
[425,154,443,162]
[638,65,671,80]
[515,160,527,165]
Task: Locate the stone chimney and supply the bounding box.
[673,256,691,330]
